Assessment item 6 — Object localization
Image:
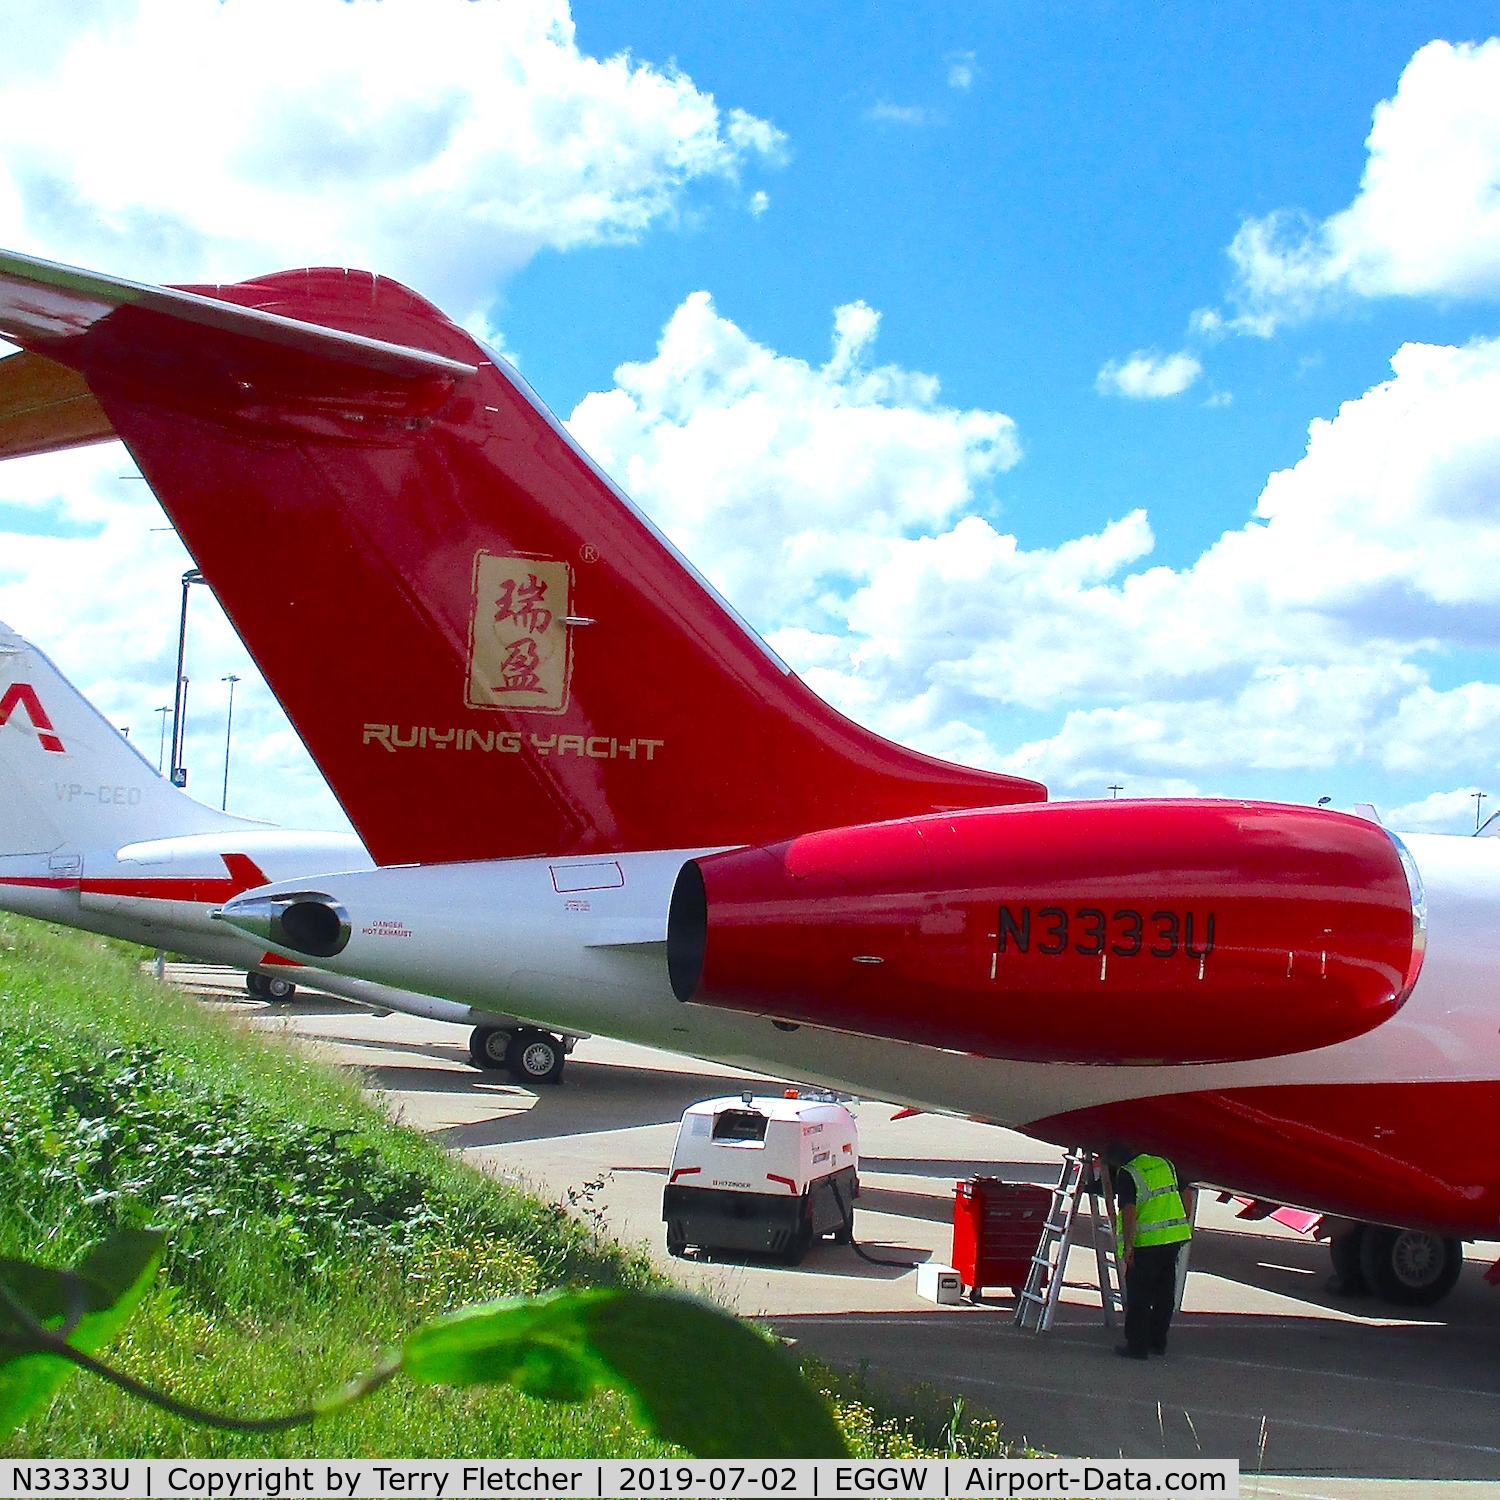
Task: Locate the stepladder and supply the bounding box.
[1014,1147,1123,1332]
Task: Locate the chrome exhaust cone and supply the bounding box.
[214,890,352,959]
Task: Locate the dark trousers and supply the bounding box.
[1123,1242,1184,1354]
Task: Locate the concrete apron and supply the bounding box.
[168,967,1500,1488]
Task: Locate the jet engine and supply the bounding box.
[667,800,1426,1066]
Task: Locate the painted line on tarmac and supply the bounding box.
[930,1370,1500,1458]
[782,1315,1500,1402]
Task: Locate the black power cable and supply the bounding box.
[850,1237,925,1270]
[828,1178,926,1269]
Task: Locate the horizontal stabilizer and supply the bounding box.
[0,247,478,381]
[0,350,115,459]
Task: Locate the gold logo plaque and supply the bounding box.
[466,552,573,713]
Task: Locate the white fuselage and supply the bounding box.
[227,833,1500,1124]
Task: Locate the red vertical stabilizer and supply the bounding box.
[0,251,1043,863]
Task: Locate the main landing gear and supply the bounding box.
[469,1025,566,1085]
[246,971,297,1002]
[1329,1222,1464,1306]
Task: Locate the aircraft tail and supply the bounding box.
[0,620,257,858]
[0,248,1044,865]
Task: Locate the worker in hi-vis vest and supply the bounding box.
[1109,1148,1195,1360]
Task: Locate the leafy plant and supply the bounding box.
[0,1230,164,1436]
[0,1232,846,1458]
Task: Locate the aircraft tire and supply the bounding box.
[246,971,297,1002]
[1328,1225,1367,1295]
[507,1029,565,1085]
[469,1025,513,1071]
[1358,1226,1464,1306]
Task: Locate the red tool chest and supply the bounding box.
[951,1177,1053,1300]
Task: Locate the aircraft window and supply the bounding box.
[712,1109,768,1143]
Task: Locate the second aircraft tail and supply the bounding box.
[0,620,257,860]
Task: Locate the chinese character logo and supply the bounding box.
[467,553,573,712]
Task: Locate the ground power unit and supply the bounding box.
[662,1093,858,1264]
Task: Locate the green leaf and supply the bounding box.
[0,1230,164,1440]
[579,1291,847,1458]
[402,1288,846,1458]
[402,1288,616,1403]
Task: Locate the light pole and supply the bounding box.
[155,705,171,775]
[1107,784,1123,799]
[221,674,240,811]
[170,568,205,787]
[1475,790,1489,833]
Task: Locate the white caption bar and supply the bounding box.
[1,1460,1238,1498]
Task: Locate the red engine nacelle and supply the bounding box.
[667,800,1426,1066]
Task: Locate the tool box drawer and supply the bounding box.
[951,1177,1052,1298]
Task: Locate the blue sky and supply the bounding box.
[513,5,1484,551]
[3,1,1500,833]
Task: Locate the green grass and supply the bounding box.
[0,914,1023,1459]
[0,914,665,1457]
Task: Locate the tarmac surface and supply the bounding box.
[171,965,1500,1493]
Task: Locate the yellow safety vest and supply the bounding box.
[1116,1153,1192,1254]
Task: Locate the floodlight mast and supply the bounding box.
[221,673,240,810]
[169,568,204,787]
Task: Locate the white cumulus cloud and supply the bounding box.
[572,306,1500,806]
[1222,38,1500,333]
[567,292,1020,625]
[1096,350,1203,399]
[0,0,785,320]
[1386,787,1495,834]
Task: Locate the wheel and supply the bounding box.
[1328,1225,1367,1295]
[247,971,297,1002]
[507,1029,565,1085]
[469,1025,513,1071]
[832,1203,854,1245]
[781,1214,813,1266]
[666,1229,687,1258]
[1358,1225,1464,1306]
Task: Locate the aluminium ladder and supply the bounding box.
[1014,1146,1123,1332]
